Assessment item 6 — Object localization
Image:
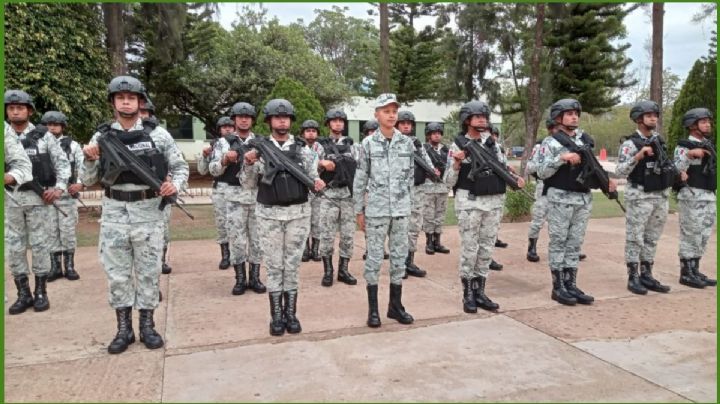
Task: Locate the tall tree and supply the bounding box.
[521,3,546,177]
[5,3,111,142]
[667,59,716,152]
[378,3,391,92]
[545,3,638,113]
[102,3,126,75]
[650,3,664,131]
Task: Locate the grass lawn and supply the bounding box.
[76,192,677,247]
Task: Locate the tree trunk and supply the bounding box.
[650,3,664,131]
[521,3,545,177]
[378,3,391,93]
[102,3,126,76]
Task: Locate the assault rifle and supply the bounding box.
[411,138,441,183]
[455,136,535,201]
[248,137,323,194]
[575,144,626,213]
[644,136,694,195]
[699,138,717,176]
[424,143,447,175]
[97,133,194,220]
[317,137,357,189]
[25,180,69,217]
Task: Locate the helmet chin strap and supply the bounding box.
[274,128,289,135]
[559,123,578,131]
[118,110,138,119]
[471,125,488,133]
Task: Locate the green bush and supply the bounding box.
[503,181,536,221]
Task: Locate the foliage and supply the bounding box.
[4,3,111,143]
[504,181,535,221]
[388,24,444,103]
[545,3,637,113]
[303,6,379,95]
[666,58,717,152]
[256,77,327,137]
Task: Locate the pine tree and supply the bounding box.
[667,59,717,152]
[256,77,327,137]
[545,3,637,113]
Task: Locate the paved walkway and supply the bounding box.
[4,215,716,402]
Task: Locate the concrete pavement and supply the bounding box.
[4,215,716,402]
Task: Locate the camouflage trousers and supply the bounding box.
[258,215,310,293]
[211,188,229,244]
[364,216,408,285]
[227,201,262,265]
[318,196,355,258]
[408,187,425,252]
[547,201,592,272]
[50,197,79,251]
[678,199,717,259]
[162,205,172,246]
[422,193,447,234]
[457,207,502,279]
[527,194,549,239]
[310,195,322,239]
[4,204,53,277]
[624,197,668,263]
[99,221,162,309]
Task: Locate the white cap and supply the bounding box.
[374,93,399,109]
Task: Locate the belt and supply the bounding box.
[104,188,158,202]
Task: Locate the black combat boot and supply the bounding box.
[679,258,705,289]
[268,292,285,336]
[691,257,716,287]
[461,278,478,313]
[161,246,172,275]
[366,284,381,328]
[337,257,357,285]
[424,233,435,255]
[489,259,503,271]
[579,253,587,261]
[494,239,508,248]
[248,263,267,293]
[107,307,135,354]
[551,270,577,305]
[473,276,499,311]
[232,263,247,295]
[9,275,34,315]
[563,268,594,304]
[527,238,540,262]
[63,250,80,280]
[639,261,670,293]
[301,238,311,262]
[321,256,334,287]
[387,283,414,324]
[48,252,63,282]
[283,290,302,334]
[33,275,49,312]
[433,233,450,254]
[218,242,231,270]
[310,238,322,262]
[138,309,164,349]
[405,252,427,278]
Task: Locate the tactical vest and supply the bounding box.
[98,121,168,187]
[216,136,245,186]
[678,139,716,191]
[627,134,675,192]
[542,133,593,195]
[19,128,56,189]
[256,143,309,206]
[59,136,77,184]
[453,135,506,196]
[320,137,357,188]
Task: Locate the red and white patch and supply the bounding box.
[622,146,629,155]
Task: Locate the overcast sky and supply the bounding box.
[215,2,715,83]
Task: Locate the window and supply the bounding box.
[167,115,194,140]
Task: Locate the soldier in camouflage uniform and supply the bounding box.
[396,110,436,278]
[4,113,36,314]
[317,109,359,286]
[242,99,325,336]
[210,102,265,295]
[525,118,555,262]
[300,119,325,263]
[198,117,234,270]
[360,119,390,261]
[42,111,84,282]
[82,76,189,353]
[445,101,524,313]
[354,93,416,328]
[5,90,70,315]
[673,108,716,289]
[487,125,507,271]
[537,99,617,306]
[421,122,450,255]
[615,100,673,295]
